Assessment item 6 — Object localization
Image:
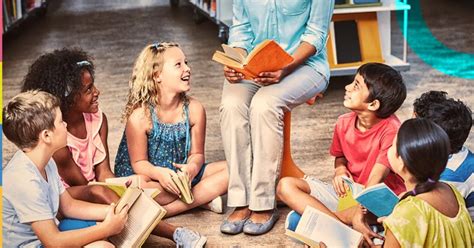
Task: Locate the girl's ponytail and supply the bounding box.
[399,178,437,201]
[396,119,450,201]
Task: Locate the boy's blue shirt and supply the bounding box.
[2,150,65,248]
[228,0,335,80]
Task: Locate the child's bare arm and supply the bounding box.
[31,219,110,247]
[332,156,351,196]
[59,189,109,220]
[32,201,127,247]
[126,108,181,195]
[95,113,115,182]
[366,163,391,187]
[179,98,205,181]
[53,147,89,186]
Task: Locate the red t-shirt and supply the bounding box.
[330,112,405,195]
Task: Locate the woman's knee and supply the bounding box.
[249,95,283,120]
[219,94,249,116]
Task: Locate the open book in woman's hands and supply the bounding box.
[212,40,294,80]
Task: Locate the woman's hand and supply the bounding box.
[173,163,199,182]
[332,166,353,197]
[253,67,291,86]
[155,167,181,196]
[102,203,128,236]
[224,66,244,83]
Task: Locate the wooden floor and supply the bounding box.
[2,0,473,247]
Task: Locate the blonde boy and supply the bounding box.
[2,91,127,247]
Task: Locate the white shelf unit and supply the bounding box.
[3,0,48,33]
[183,0,410,76]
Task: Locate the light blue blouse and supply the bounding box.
[228,0,335,80]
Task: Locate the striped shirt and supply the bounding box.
[440,146,474,221]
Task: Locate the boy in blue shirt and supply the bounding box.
[413,91,473,221]
[2,91,128,247]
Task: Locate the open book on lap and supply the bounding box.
[212,40,294,80]
[109,187,167,248]
[340,176,399,217]
[286,206,363,247]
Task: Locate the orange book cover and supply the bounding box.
[212,40,294,80]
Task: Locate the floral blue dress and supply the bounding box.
[114,104,206,186]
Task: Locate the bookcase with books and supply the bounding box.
[177,0,410,76]
[3,0,48,33]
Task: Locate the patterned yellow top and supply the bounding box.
[384,184,473,248]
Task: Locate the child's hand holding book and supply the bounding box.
[102,202,129,236]
[333,166,354,197]
[156,167,182,196]
[173,163,199,182]
[169,168,194,204]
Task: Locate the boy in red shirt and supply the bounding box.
[277,63,407,245]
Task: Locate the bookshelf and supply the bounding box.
[3,0,48,33]
[177,0,410,76]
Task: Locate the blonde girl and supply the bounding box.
[115,42,228,218]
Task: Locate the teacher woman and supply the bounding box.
[219,0,334,235]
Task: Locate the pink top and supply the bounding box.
[330,112,405,195]
[63,109,106,188]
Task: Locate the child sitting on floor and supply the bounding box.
[413,90,473,221]
[380,118,473,247]
[21,48,206,247]
[114,42,228,219]
[21,48,119,204]
[2,91,128,248]
[278,63,407,246]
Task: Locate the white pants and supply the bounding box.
[219,65,328,211]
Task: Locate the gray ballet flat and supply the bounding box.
[220,217,250,235]
[243,209,279,235]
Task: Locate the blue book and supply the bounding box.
[341,176,399,217]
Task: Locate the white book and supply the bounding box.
[287,206,363,248]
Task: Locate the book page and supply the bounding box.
[222,44,245,63]
[341,176,364,196]
[295,206,362,248]
[106,175,141,188]
[115,187,141,214]
[88,181,127,197]
[109,193,166,247]
[171,170,194,204]
[356,183,398,217]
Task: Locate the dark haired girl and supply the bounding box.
[381,118,473,247]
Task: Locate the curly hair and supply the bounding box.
[413,91,472,154]
[122,42,188,122]
[21,47,95,116]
